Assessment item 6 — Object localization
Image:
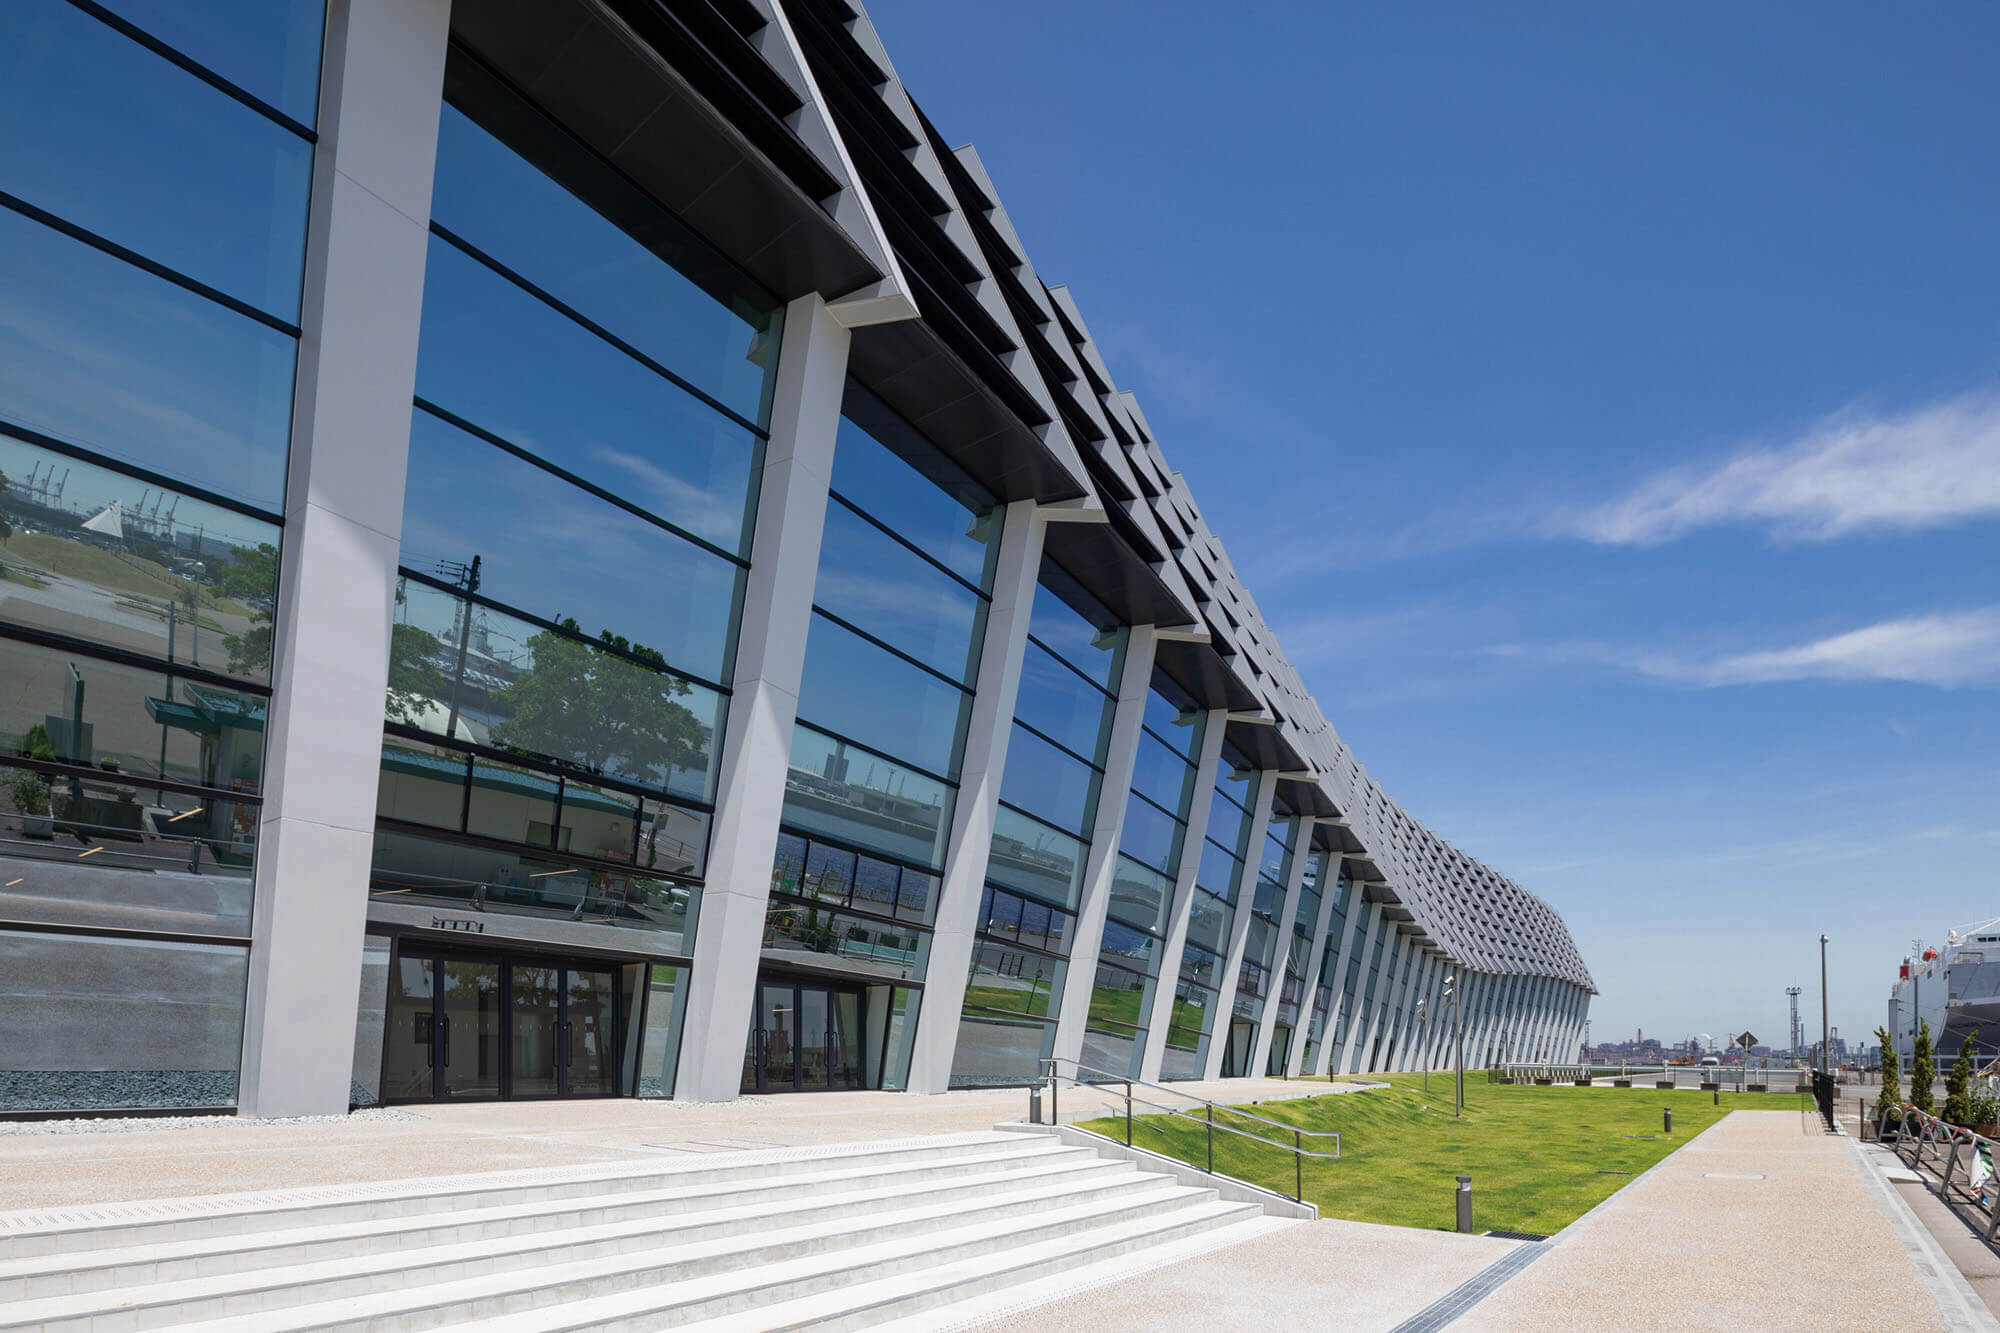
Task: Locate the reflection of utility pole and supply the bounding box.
[437,556,481,740]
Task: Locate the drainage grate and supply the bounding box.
[1484,1230,1549,1242]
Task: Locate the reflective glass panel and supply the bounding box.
[782,724,952,869]
[997,725,1099,840]
[830,410,998,589]
[1011,643,1112,767]
[849,852,901,917]
[1142,685,1202,760]
[1128,731,1195,819]
[760,898,928,983]
[93,0,326,126]
[1197,840,1243,904]
[635,963,688,1098]
[370,827,696,948]
[0,3,314,319]
[1186,891,1231,956]
[794,613,968,779]
[431,105,778,426]
[1087,956,1151,1036]
[1099,919,1160,974]
[0,433,282,684]
[1116,795,1182,878]
[390,580,724,801]
[1107,855,1173,937]
[948,1010,1055,1089]
[985,804,1085,911]
[465,754,560,847]
[0,210,295,511]
[0,928,246,1110]
[1206,785,1253,860]
[1026,579,1123,692]
[815,499,986,683]
[0,640,264,790]
[415,237,761,556]
[402,410,742,684]
[963,943,1063,1021]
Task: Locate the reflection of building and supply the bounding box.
[0,1,1591,1117]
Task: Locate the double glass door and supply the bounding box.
[743,978,864,1093]
[383,948,622,1101]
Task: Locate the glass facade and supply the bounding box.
[364,57,782,1100]
[952,569,1124,1087]
[1303,860,1350,1071]
[0,1,323,1110]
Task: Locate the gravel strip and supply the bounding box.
[0,1106,429,1135]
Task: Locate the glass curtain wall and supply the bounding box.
[1226,804,1295,1075]
[366,57,782,1098]
[1163,742,1257,1079]
[1354,914,1395,1072]
[0,1,324,1111]
[1303,860,1350,1071]
[767,384,1001,1087]
[949,568,1125,1088]
[1101,676,1204,1079]
[1269,845,1324,1075]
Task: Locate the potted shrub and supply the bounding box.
[8,769,52,839]
[1972,1089,1999,1139]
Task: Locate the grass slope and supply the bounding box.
[1081,1075,1794,1234]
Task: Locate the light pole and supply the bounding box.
[1444,975,1462,1117]
[1820,934,1830,1077]
[1417,999,1429,1094]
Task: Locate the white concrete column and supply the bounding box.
[1427,959,1455,1068]
[906,499,1047,1094]
[1051,624,1158,1069]
[1310,876,1366,1077]
[1138,708,1227,1084]
[1203,769,1279,1081]
[1382,937,1425,1070]
[1468,971,1499,1067]
[1249,815,1314,1077]
[236,0,451,1119]
[674,293,852,1101]
[1496,974,1524,1063]
[1286,841,1340,1078]
[1396,950,1439,1070]
[1333,899,1385,1075]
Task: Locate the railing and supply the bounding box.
[1882,1104,2000,1243]
[1490,1062,1812,1092]
[1036,1057,1340,1202]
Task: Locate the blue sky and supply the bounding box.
[864,0,2000,1051]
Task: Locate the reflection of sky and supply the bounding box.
[0,432,274,553]
[0,4,311,319]
[93,0,325,127]
[831,415,997,588]
[0,210,293,512]
[401,410,740,684]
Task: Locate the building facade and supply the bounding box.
[0,0,1594,1116]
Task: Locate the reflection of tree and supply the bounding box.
[217,542,278,674]
[490,619,704,784]
[385,582,450,725]
[0,466,13,544]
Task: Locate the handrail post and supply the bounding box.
[1206,1104,1214,1174]
[1125,1081,1133,1148]
[1051,1067,1059,1126]
[1294,1128,1302,1202]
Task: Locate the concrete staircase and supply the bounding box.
[0,1129,1285,1330]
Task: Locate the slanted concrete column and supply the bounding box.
[1204,769,1279,1080]
[1333,899,1385,1075]
[1395,950,1438,1070]
[1383,937,1425,1070]
[1052,625,1158,1071]
[1310,876,1366,1077]
[236,0,451,1118]
[1138,708,1227,1084]
[1286,838,1341,1078]
[1467,971,1498,1067]
[1249,815,1314,1077]
[906,499,1047,1094]
[674,293,852,1100]
[1356,929,1411,1073]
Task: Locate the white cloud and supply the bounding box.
[1564,391,2000,545]
[1486,605,2000,689]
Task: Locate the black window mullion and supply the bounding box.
[1022,631,1116,702]
[0,416,284,526]
[382,723,716,815]
[0,191,299,337]
[825,490,991,603]
[428,223,767,440]
[63,0,317,141]
[0,622,274,699]
[1008,717,1105,777]
[806,607,974,697]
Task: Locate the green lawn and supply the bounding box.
[1080,1074,1794,1234]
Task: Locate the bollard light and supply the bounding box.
[1664,1107,1672,1134]
[1713,1090,1719,1107]
[1456,1175,1473,1234]
[1029,1086,1044,1125]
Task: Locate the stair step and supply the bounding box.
[0,1144,1118,1302]
[2,1174,1200,1331]
[177,1182,1228,1332]
[0,1131,1032,1261]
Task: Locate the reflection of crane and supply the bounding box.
[1787,986,1803,1058]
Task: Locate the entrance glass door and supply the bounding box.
[382,947,627,1102]
[1222,1016,1256,1077]
[742,977,867,1093]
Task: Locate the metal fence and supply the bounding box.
[1882,1104,2000,1243]
[1488,1062,1812,1092]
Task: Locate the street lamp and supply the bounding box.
[1443,975,1462,1117]
[1416,999,1429,1094]
[1820,934,1830,1077]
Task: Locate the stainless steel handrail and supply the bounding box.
[1037,1056,1340,1202]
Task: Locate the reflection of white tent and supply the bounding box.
[80,502,123,539]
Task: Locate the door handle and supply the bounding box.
[440,1015,451,1068]
[563,1020,574,1069]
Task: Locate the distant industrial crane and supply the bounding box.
[1786,986,1803,1059]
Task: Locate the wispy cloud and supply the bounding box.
[1560,391,2000,545]
[1486,605,2000,689]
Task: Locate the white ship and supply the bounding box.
[1889,917,2000,1064]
